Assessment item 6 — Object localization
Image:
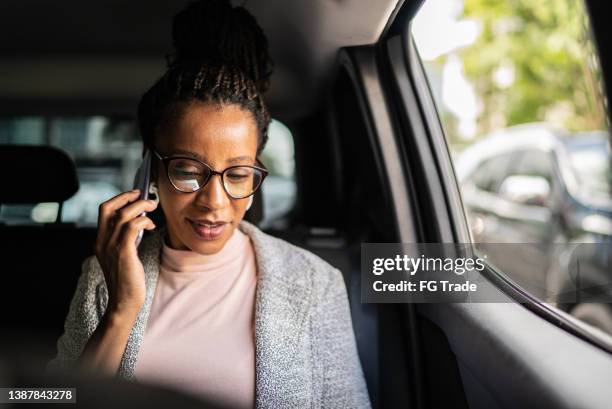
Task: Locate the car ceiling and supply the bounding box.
[0,0,400,120]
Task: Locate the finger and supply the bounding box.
[117,216,156,258]
[113,199,158,228]
[96,190,142,255]
[107,200,158,250]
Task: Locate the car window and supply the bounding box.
[0,116,137,226]
[0,116,296,228]
[509,149,555,185]
[567,131,612,202]
[258,119,297,229]
[470,152,516,193]
[412,0,612,336]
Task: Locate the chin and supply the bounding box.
[189,239,227,255]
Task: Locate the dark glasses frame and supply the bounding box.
[151,149,269,199]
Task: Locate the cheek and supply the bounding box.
[232,198,248,217]
[157,177,189,216]
[232,196,254,224]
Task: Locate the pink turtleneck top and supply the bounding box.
[134,227,257,409]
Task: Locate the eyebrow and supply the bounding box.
[169,149,254,165]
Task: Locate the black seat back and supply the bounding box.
[0,145,96,359]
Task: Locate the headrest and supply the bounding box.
[0,145,79,204]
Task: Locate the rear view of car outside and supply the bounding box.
[413,0,612,337]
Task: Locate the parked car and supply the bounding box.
[456,123,612,332]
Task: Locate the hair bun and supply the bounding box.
[170,0,273,93]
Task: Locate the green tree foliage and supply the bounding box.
[443,0,607,143]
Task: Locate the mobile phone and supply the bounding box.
[132,150,152,247]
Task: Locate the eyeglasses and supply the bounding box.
[152,150,268,199]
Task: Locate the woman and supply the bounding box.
[48,1,370,408]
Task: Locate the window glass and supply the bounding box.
[510,150,555,184]
[470,153,515,193]
[259,119,297,229]
[0,117,296,228]
[413,0,612,335]
[0,116,138,226]
[567,131,612,201]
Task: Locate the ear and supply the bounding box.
[246,195,253,211]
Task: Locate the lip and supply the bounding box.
[186,218,228,241]
[188,217,228,225]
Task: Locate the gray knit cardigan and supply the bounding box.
[48,220,371,408]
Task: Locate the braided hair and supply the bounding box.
[138,0,273,157]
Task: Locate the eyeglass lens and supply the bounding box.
[167,158,263,198]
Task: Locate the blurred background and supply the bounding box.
[0,117,296,230]
[413,0,612,334]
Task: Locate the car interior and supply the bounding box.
[2,0,612,408]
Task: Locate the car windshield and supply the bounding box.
[567,133,612,203]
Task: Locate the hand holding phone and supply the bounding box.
[94,189,157,316]
[132,150,152,247]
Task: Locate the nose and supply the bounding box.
[194,174,230,210]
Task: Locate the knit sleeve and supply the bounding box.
[46,255,108,374]
[317,267,371,409]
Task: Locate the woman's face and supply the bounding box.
[154,102,259,254]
